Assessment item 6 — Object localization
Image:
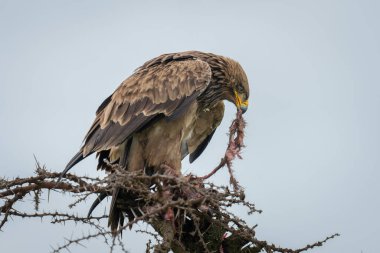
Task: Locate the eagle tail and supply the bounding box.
[87,192,108,218]
[108,188,124,236]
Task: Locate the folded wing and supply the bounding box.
[63,53,212,175]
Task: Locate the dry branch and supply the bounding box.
[0,110,339,252]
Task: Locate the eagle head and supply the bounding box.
[224,59,250,113]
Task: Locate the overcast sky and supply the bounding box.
[1,0,379,252]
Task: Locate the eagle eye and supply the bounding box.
[236,84,244,93]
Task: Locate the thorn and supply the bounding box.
[130,208,138,219]
[138,207,145,215]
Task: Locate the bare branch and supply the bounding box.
[0,110,338,252]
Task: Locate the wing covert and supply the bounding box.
[81,58,212,157]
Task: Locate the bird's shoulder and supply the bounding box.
[107,55,212,109]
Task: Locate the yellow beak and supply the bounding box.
[234,90,248,113]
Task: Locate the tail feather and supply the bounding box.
[106,138,132,235]
[87,192,108,217]
[63,138,132,235]
[108,188,123,236]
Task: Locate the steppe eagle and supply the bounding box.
[61,51,249,232]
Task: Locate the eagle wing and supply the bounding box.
[188,101,225,163]
[64,54,212,174]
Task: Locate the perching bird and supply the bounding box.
[62,51,249,233]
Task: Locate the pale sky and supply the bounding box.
[1,0,379,252]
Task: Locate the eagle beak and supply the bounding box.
[234,90,248,114]
[240,100,248,113]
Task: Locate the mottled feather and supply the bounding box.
[73,58,212,163]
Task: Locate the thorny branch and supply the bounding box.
[0,110,339,252]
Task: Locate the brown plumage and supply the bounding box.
[62,51,250,233]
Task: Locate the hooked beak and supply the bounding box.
[234,90,248,114]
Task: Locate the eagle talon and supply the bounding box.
[160,164,180,177]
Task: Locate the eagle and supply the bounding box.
[61,51,249,232]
